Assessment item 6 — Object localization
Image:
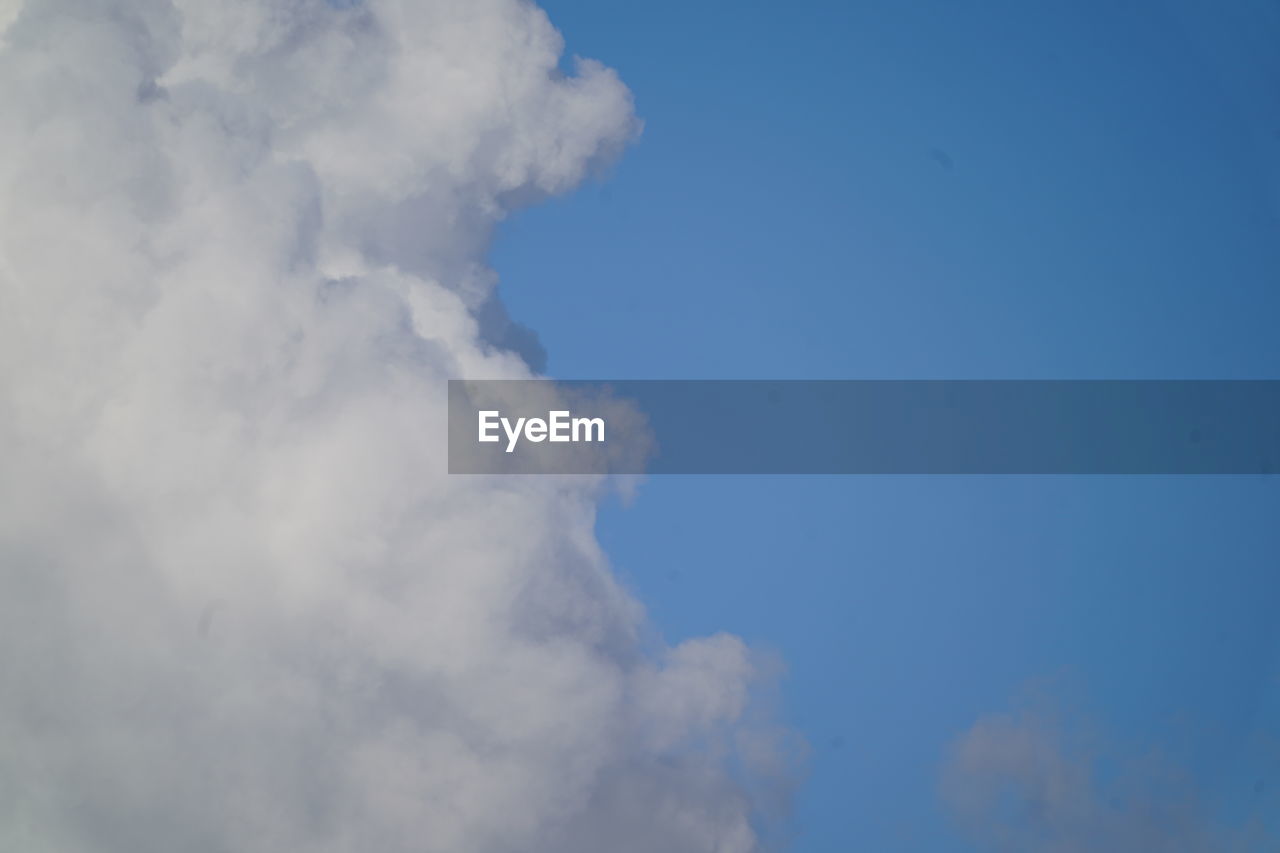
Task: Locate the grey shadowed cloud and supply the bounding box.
[940,699,1277,852]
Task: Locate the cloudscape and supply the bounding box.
[3,1,1279,851]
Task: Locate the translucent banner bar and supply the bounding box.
[448,380,1280,475]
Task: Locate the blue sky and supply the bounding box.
[492,1,1280,849]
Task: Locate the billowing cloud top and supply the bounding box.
[0,1,789,851]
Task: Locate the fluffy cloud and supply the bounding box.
[0,1,790,850]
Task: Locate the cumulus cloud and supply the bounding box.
[940,705,1276,852]
[0,1,792,850]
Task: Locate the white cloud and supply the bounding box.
[0,1,791,850]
